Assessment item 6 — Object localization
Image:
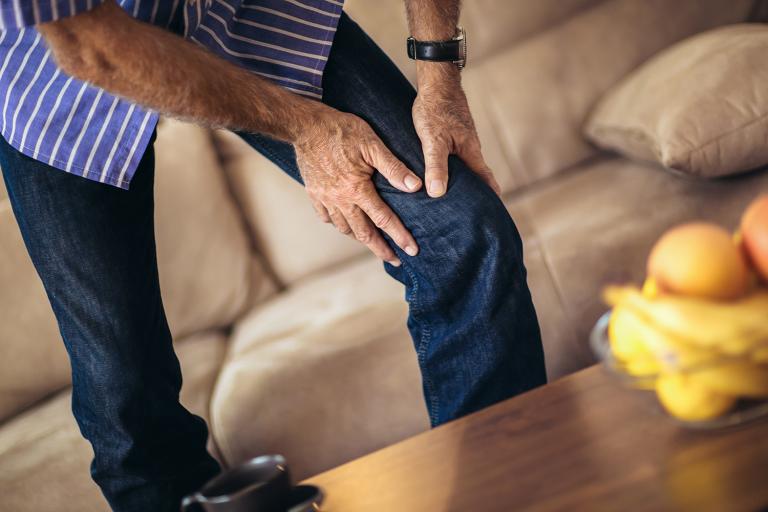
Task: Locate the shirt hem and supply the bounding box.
[1,113,158,191]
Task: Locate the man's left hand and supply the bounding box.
[412,64,501,198]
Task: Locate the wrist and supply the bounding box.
[279,96,337,145]
[416,61,461,91]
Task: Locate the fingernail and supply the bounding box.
[388,258,402,267]
[404,175,420,191]
[429,180,445,197]
[404,245,418,257]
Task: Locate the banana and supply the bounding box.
[642,277,660,299]
[656,372,736,422]
[608,306,661,384]
[604,286,768,355]
[691,360,768,398]
[608,305,718,372]
[609,306,656,363]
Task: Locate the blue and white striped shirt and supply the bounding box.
[0,0,343,189]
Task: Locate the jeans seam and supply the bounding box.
[403,262,439,426]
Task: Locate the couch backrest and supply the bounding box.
[0,120,274,422]
[343,0,609,85]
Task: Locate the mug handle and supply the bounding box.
[180,493,205,512]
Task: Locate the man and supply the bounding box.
[0,1,546,510]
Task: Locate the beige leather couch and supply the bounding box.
[1,1,767,510]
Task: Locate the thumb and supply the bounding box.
[423,139,450,198]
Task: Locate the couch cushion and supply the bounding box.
[461,0,755,194]
[0,330,228,512]
[0,200,69,422]
[586,24,768,178]
[175,331,230,426]
[210,257,429,480]
[154,120,275,336]
[0,119,271,422]
[505,158,768,376]
[213,130,367,286]
[503,199,594,379]
[0,392,107,512]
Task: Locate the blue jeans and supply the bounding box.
[0,12,545,512]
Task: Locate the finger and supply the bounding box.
[367,141,422,193]
[344,205,402,266]
[474,167,501,197]
[460,143,502,197]
[422,139,450,198]
[356,182,418,257]
[311,199,332,224]
[327,207,354,237]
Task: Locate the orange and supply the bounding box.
[741,195,768,283]
[647,222,749,301]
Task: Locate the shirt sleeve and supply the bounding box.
[0,0,106,30]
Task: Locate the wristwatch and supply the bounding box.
[407,27,467,70]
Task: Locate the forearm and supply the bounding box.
[39,1,325,143]
[404,0,461,88]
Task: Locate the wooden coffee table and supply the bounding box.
[304,365,768,511]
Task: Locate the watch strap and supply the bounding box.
[407,38,462,62]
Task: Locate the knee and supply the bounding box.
[420,160,523,266]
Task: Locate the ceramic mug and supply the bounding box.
[180,454,322,512]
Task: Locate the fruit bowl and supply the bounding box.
[590,311,768,429]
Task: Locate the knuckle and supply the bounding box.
[349,114,368,130]
[425,165,448,177]
[332,185,356,202]
[376,153,397,175]
[328,192,344,205]
[425,147,447,162]
[356,229,374,244]
[338,225,353,236]
[370,210,393,229]
[349,181,369,198]
[431,132,451,146]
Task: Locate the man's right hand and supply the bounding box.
[294,107,422,266]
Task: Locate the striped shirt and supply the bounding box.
[0,0,343,189]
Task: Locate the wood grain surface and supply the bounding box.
[304,365,768,511]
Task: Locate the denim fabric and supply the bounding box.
[0,10,545,512]
[240,12,547,427]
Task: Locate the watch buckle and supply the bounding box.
[453,26,467,70]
